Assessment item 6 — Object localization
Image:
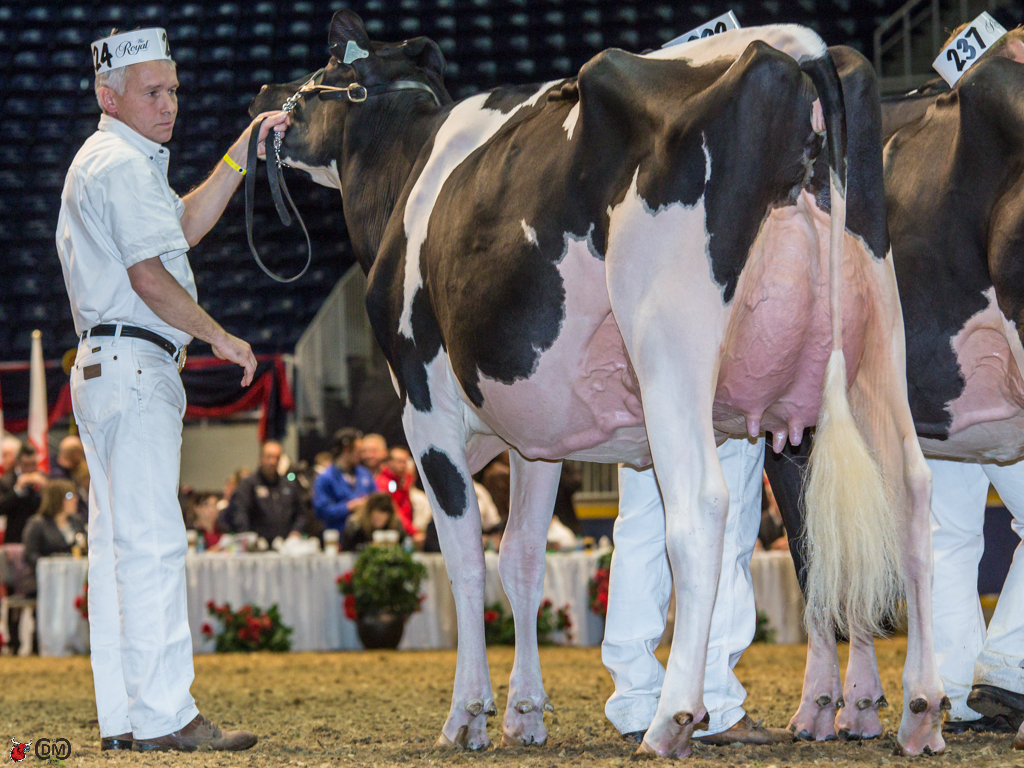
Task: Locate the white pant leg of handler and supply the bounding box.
[72,337,199,739]
[926,458,989,722]
[976,461,1024,697]
[603,437,765,736]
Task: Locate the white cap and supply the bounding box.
[91,28,172,74]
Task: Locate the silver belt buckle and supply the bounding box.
[175,345,187,373]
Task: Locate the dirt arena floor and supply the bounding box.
[3,638,1022,766]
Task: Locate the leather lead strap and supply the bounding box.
[244,116,312,283]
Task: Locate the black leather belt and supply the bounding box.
[82,324,181,359]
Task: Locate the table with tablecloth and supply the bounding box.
[35,549,804,656]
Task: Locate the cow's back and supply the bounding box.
[885,56,1024,457]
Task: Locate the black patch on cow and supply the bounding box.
[884,56,1024,437]
[420,447,468,518]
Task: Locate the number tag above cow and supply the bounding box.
[933,11,1007,86]
[662,11,741,49]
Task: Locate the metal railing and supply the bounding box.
[874,0,1006,92]
[567,459,619,501]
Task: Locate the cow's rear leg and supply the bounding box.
[497,452,561,747]
[835,628,886,740]
[405,410,494,750]
[789,624,842,740]
[848,277,943,756]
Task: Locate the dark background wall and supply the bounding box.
[0,0,916,363]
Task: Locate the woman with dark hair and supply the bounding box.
[341,492,405,551]
[21,478,87,596]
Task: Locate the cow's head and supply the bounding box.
[250,9,450,190]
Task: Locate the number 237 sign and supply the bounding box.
[933,12,1007,86]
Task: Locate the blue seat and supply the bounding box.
[55,28,88,46]
[13,50,45,68]
[97,5,128,22]
[43,97,76,116]
[5,96,36,114]
[133,4,163,22]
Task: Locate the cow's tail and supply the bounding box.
[799,54,903,637]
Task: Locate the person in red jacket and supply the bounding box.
[376,447,415,536]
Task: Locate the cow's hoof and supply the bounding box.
[501,694,550,748]
[436,697,495,751]
[895,694,946,757]
[835,693,885,741]
[788,692,840,741]
[639,708,706,759]
[1013,730,1024,750]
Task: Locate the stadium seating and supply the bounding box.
[1,0,944,363]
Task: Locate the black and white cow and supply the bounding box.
[770,43,1024,747]
[252,11,941,757]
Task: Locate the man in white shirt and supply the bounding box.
[56,27,289,753]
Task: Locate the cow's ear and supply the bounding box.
[329,9,371,52]
[403,37,446,80]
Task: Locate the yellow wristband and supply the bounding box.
[223,154,245,175]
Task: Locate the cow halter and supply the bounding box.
[245,68,442,283]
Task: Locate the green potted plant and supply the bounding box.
[337,544,427,649]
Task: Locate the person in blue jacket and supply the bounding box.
[313,428,376,533]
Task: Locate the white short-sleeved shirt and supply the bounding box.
[56,114,197,349]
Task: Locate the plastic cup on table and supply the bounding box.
[323,528,340,555]
[186,529,198,552]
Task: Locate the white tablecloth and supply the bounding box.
[35,549,804,656]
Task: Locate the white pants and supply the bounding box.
[929,457,1024,721]
[603,437,765,735]
[71,334,198,739]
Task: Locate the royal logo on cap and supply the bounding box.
[92,28,172,74]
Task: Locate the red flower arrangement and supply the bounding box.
[336,545,427,621]
[483,598,573,645]
[202,600,292,652]
[74,578,89,620]
[588,552,612,617]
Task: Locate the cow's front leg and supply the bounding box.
[497,452,562,747]
[405,410,494,750]
[788,623,842,740]
[835,628,886,740]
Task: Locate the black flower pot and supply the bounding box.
[356,613,406,649]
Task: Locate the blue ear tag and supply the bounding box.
[343,41,369,65]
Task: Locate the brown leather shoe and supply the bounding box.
[133,714,257,752]
[696,714,795,746]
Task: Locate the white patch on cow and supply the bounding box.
[644,24,827,65]
[562,103,580,140]
[521,219,538,247]
[398,83,558,339]
[281,157,341,191]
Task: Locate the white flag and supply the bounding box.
[28,330,49,473]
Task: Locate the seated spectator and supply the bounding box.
[480,453,511,523]
[421,481,505,553]
[0,443,47,544]
[1,434,21,477]
[231,441,309,545]
[377,447,416,536]
[217,467,251,532]
[190,492,224,550]
[49,435,89,517]
[22,479,86,596]
[359,433,389,477]
[341,492,406,551]
[313,428,376,535]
